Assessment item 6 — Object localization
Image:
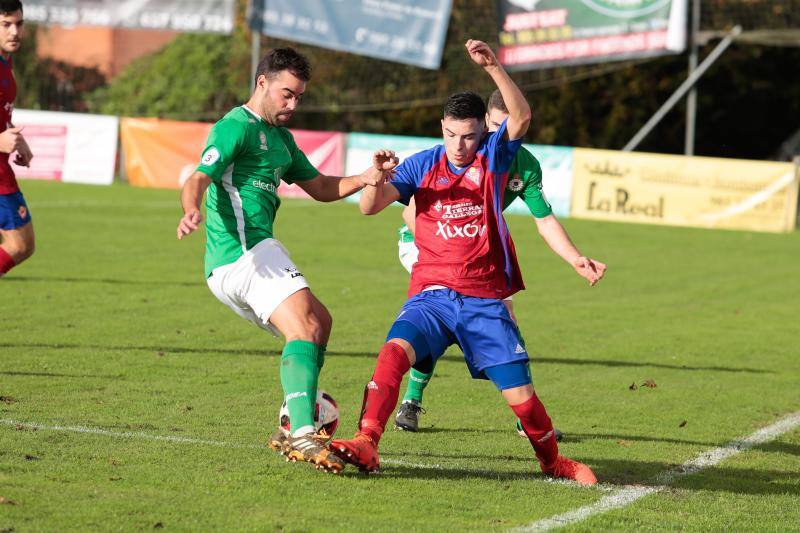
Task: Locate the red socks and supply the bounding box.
[511,393,559,468]
[358,342,411,444]
[0,247,15,276]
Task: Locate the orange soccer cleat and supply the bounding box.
[330,432,380,473]
[542,455,598,486]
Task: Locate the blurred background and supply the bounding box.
[16,0,800,160]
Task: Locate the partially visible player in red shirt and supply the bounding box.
[0,0,33,278]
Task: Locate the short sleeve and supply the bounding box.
[484,118,523,176]
[196,119,246,182]
[390,149,434,205]
[516,149,552,218]
[279,129,319,184]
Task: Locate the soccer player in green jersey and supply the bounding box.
[394,89,606,433]
[177,47,396,473]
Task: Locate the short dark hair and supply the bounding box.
[443,91,486,121]
[0,0,22,15]
[255,47,311,84]
[486,89,508,114]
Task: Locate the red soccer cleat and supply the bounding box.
[541,455,598,486]
[330,432,380,473]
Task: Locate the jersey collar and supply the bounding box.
[241,105,266,123]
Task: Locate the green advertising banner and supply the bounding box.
[498,0,687,70]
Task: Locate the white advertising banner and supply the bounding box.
[13,109,118,186]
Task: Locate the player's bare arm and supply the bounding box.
[465,39,531,141]
[177,171,211,239]
[402,197,416,235]
[360,180,402,215]
[296,149,397,202]
[534,214,607,286]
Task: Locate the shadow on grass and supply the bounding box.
[0,343,771,374]
[354,454,800,496]
[565,432,718,447]
[532,356,771,374]
[4,275,204,287]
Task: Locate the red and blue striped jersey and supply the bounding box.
[391,119,525,299]
[0,55,17,195]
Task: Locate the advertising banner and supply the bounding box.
[13,109,118,185]
[571,148,799,233]
[10,125,67,181]
[497,0,687,70]
[121,117,345,194]
[346,133,574,218]
[121,118,212,190]
[250,0,452,69]
[24,0,236,33]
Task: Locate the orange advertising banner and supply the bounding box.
[120,117,345,196]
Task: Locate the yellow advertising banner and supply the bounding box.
[571,149,799,233]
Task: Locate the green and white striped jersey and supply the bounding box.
[197,105,319,277]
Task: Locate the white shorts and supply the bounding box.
[207,238,309,337]
[397,239,512,301]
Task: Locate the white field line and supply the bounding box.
[0,418,438,470]
[512,411,800,532]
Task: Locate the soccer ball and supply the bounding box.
[279,389,339,438]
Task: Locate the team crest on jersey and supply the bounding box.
[17,205,27,220]
[259,131,268,150]
[436,175,449,186]
[466,167,481,187]
[508,175,524,192]
[201,147,220,166]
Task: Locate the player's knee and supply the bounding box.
[18,240,34,262]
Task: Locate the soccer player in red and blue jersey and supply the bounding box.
[330,40,598,484]
[0,0,34,278]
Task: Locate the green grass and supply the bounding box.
[2,180,799,531]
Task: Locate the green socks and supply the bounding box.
[402,366,433,404]
[280,340,320,437]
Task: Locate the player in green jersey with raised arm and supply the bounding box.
[177,47,396,473]
[394,89,606,433]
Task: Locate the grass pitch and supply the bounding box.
[2,180,799,531]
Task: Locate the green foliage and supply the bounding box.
[87,32,250,120]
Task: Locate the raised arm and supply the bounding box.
[177,171,212,239]
[465,39,531,141]
[296,149,397,202]
[534,214,607,286]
